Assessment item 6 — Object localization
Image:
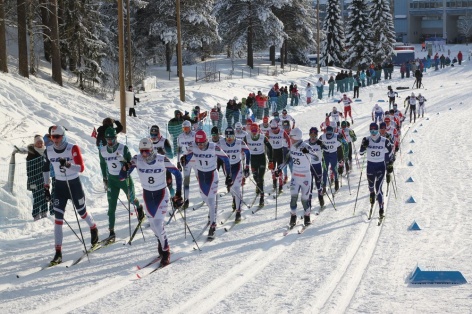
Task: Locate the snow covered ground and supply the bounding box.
[1,45,472,313]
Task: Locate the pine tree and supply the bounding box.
[214,0,286,68]
[344,0,374,68]
[320,0,345,66]
[273,0,316,66]
[371,0,396,64]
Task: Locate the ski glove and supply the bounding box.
[103,179,108,191]
[177,161,182,172]
[301,147,309,154]
[44,184,51,202]
[386,163,394,174]
[225,175,233,190]
[274,169,281,178]
[243,166,250,178]
[361,137,369,150]
[268,161,274,170]
[59,157,71,168]
[172,195,184,209]
[180,156,186,167]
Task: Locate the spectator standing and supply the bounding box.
[128,85,139,117]
[27,135,48,220]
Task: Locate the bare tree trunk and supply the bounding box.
[38,0,51,62]
[0,0,8,73]
[280,42,284,69]
[49,0,62,85]
[284,41,288,64]
[166,42,171,72]
[28,0,36,75]
[57,0,67,70]
[18,0,29,77]
[270,46,275,66]
[247,27,254,68]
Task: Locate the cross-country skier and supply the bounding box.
[280,109,295,129]
[328,106,344,127]
[387,87,399,110]
[181,130,231,238]
[43,125,99,265]
[177,120,195,209]
[259,116,270,134]
[304,127,326,214]
[246,123,272,207]
[219,127,251,222]
[372,103,384,124]
[267,120,291,193]
[319,125,346,193]
[359,123,394,218]
[404,93,419,123]
[276,128,315,227]
[234,122,248,142]
[149,125,175,196]
[417,93,427,118]
[120,138,183,266]
[99,127,144,242]
[338,94,353,124]
[340,120,356,172]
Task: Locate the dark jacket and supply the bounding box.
[26,144,44,191]
[96,120,123,147]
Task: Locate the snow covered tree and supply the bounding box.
[458,13,472,45]
[344,0,374,68]
[320,0,345,66]
[370,0,396,64]
[272,0,317,67]
[214,0,286,68]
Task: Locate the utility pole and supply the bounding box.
[176,0,185,101]
[126,0,132,88]
[316,0,320,74]
[118,0,126,132]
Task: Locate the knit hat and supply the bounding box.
[34,134,43,144]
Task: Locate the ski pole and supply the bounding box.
[127,176,131,241]
[346,159,351,195]
[351,141,361,169]
[63,217,84,244]
[61,167,89,263]
[353,154,366,215]
[174,201,200,251]
[392,168,398,199]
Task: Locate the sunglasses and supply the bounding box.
[140,149,151,155]
[51,135,63,139]
[150,133,159,137]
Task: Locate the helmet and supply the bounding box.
[262,116,269,123]
[234,122,242,130]
[379,122,387,129]
[282,109,287,114]
[326,125,334,135]
[50,125,65,136]
[211,126,219,135]
[105,127,117,145]
[309,127,318,134]
[341,121,347,128]
[182,120,191,132]
[250,124,259,133]
[225,127,235,137]
[139,138,156,162]
[139,138,152,150]
[150,125,159,134]
[289,128,303,141]
[384,117,391,123]
[369,122,379,131]
[195,130,207,143]
[411,92,415,97]
[333,106,337,111]
[270,120,279,129]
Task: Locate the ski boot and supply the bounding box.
[90,227,99,246]
[235,211,242,222]
[334,180,339,192]
[182,199,189,210]
[304,215,311,226]
[106,228,116,243]
[49,250,62,266]
[319,194,325,208]
[369,192,375,205]
[379,203,385,218]
[232,197,236,210]
[259,194,264,207]
[160,249,170,267]
[208,223,217,237]
[157,239,164,257]
[273,179,277,190]
[289,214,297,227]
[322,185,326,195]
